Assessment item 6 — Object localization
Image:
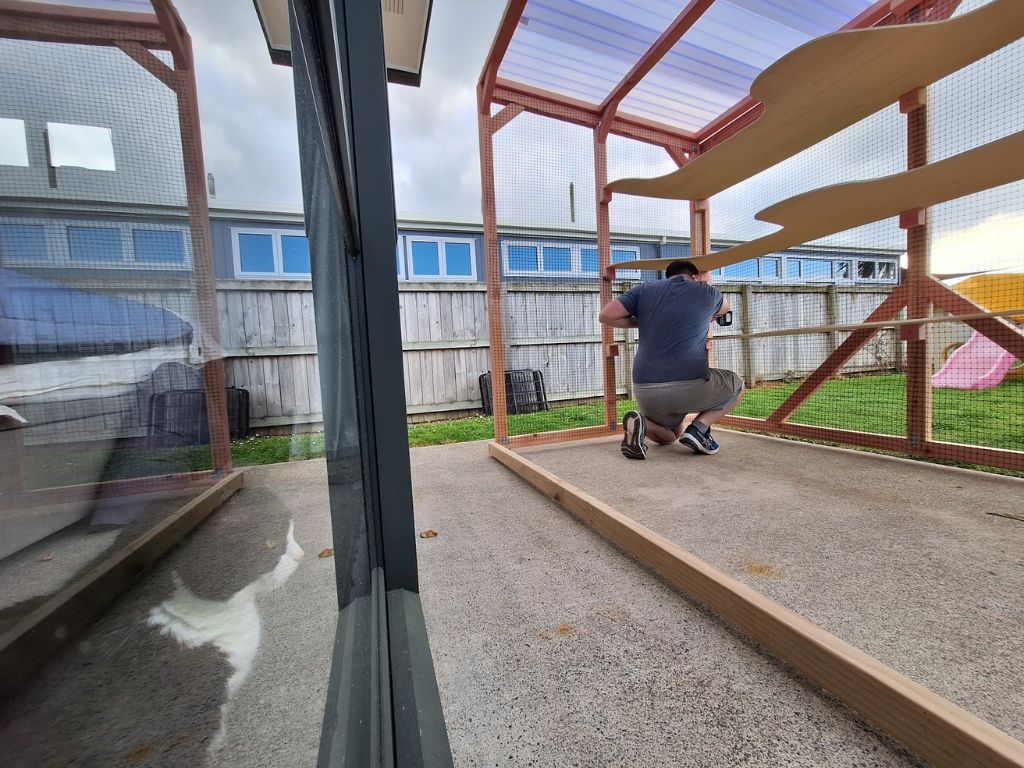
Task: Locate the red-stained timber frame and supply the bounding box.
[0,0,233,500]
[475,0,1024,474]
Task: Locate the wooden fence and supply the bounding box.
[216,280,900,430]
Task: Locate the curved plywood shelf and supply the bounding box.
[607,0,1024,201]
[612,130,1024,273]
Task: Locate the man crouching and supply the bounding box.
[598,259,744,458]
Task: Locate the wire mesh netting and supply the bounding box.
[485,0,1023,467]
[1,21,232,560]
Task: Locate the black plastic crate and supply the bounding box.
[479,369,549,416]
[147,387,250,447]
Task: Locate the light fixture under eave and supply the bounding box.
[251,0,433,86]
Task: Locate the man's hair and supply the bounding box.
[665,259,699,278]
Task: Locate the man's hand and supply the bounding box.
[599,299,638,328]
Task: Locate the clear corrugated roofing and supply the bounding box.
[498,0,878,134]
[25,0,155,12]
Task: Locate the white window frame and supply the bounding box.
[833,259,854,283]
[609,245,641,281]
[502,240,642,280]
[396,236,407,281]
[406,235,477,281]
[232,227,311,280]
[856,258,899,283]
[0,118,29,167]
[131,224,192,268]
[759,256,782,282]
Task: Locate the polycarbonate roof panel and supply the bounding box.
[500,1,682,108]
[498,0,877,133]
[24,0,155,12]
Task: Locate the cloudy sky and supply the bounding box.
[173,0,505,219]
[170,0,1022,273]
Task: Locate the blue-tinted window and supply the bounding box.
[508,245,538,272]
[581,247,598,273]
[0,224,48,261]
[785,260,801,279]
[761,258,780,279]
[282,235,311,274]
[133,229,185,264]
[611,248,635,265]
[238,233,275,273]
[803,260,832,280]
[396,244,403,276]
[68,227,123,263]
[445,242,473,277]
[411,240,440,276]
[723,259,758,279]
[543,246,571,272]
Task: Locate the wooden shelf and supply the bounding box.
[607,0,1024,201]
[612,130,1024,273]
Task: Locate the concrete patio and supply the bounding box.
[3,430,1023,766]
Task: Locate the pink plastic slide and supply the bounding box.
[931,331,1017,390]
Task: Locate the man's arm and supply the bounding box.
[716,296,732,317]
[599,299,638,329]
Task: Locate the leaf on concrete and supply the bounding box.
[419,530,439,539]
[317,548,335,558]
[40,554,54,562]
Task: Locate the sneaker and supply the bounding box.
[681,424,720,455]
[620,410,647,460]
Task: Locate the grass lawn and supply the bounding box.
[24,374,1022,486]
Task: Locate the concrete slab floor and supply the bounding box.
[0,490,203,632]
[4,435,1006,767]
[517,430,1024,745]
[412,440,926,768]
[0,460,336,768]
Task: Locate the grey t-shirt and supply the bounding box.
[617,277,724,384]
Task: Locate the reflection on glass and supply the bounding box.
[445,242,473,276]
[542,246,570,272]
[282,235,311,274]
[507,244,537,272]
[859,260,877,279]
[46,122,116,171]
[0,224,48,262]
[411,240,440,275]
[148,520,304,756]
[0,117,29,167]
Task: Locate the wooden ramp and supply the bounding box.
[612,130,1024,273]
[607,0,1024,201]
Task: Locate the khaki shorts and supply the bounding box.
[633,369,743,429]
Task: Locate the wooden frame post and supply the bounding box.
[479,103,509,443]
[595,132,618,429]
[902,85,931,450]
[1,1,231,480]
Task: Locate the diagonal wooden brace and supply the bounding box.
[923,276,1024,361]
[767,282,910,426]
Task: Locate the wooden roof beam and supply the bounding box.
[596,0,716,141]
[493,79,697,155]
[152,0,192,70]
[477,0,527,115]
[0,0,167,49]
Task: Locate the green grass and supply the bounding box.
[22,374,1023,487]
[734,374,1024,452]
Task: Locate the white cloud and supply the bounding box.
[931,212,1024,274]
